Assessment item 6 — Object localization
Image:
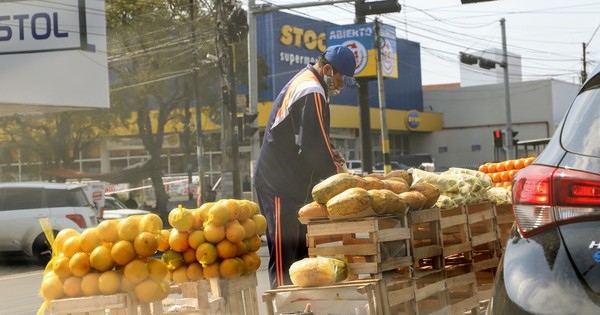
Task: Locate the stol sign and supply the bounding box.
[0,0,109,114]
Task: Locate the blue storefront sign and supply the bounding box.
[326,23,397,79]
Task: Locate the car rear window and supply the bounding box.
[561,83,600,156]
[0,188,43,210]
[46,188,91,208]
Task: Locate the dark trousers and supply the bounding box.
[255,188,308,289]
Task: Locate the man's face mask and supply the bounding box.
[324,70,341,97]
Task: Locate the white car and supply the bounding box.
[101,196,150,221]
[0,182,98,264]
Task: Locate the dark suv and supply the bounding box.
[487,66,600,314]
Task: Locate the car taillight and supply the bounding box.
[513,165,600,237]
[66,214,87,228]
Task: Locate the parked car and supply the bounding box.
[0,182,98,264]
[487,65,600,314]
[373,161,408,171]
[345,159,362,175]
[101,196,150,221]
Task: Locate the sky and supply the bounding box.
[247,0,600,86]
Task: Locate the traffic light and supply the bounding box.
[493,129,503,148]
[459,52,478,65]
[227,6,248,43]
[242,112,258,140]
[512,130,519,145]
[356,0,401,16]
[478,58,496,70]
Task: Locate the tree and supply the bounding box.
[106,0,222,223]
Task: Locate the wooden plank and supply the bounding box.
[468,208,495,224]
[442,243,472,257]
[377,227,411,242]
[450,295,479,315]
[414,280,446,302]
[412,244,442,260]
[474,257,500,272]
[472,231,498,247]
[445,272,476,289]
[440,213,467,229]
[50,294,129,314]
[309,243,378,256]
[466,202,493,213]
[409,208,440,224]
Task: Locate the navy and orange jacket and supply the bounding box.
[253,65,338,203]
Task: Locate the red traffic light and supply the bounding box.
[494,130,502,139]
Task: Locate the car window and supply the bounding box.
[105,198,126,210]
[561,86,600,156]
[46,188,90,208]
[1,188,43,210]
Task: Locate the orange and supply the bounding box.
[203,223,225,244]
[220,199,241,221]
[186,262,204,281]
[219,258,243,279]
[500,171,509,182]
[182,247,197,265]
[62,235,82,258]
[188,230,205,249]
[216,239,238,259]
[240,219,256,239]
[504,160,515,171]
[147,257,169,282]
[236,240,250,256]
[514,159,524,170]
[487,163,497,173]
[247,234,262,252]
[53,228,80,254]
[191,209,204,230]
[496,162,505,172]
[40,272,64,300]
[62,276,83,297]
[172,265,189,284]
[90,245,115,272]
[161,249,184,271]
[117,217,140,242]
[251,214,267,235]
[157,229,171,252]
[111,240,136,266]
[478,164,488,173]
[98,270,121,295]
[524,157,535,167]
[168,229,190,252]
[509,170,518,180]
[242,251,261,274]
[134,279,163,303]
[96,220,119,244]
[120,273,137,292]
[124,259,149,284]
[197,202,215,222]
[52,255,73,279]
[225,220,246,243]
[80,272,101,296]
[206,203,230,226]
[139,213,163,234]
[236,200,252,222]
[196,242,217,266]
[134,231,159,257]
[80,228,102,254]
[168,205,194,232]
[69,252,91,277]
[203,261,220,279]
[491,172,501,183]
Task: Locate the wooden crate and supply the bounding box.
[262,279,386,315]
[305,214,412,275]
[494,204,515,249]
[439,206,472,267]
[50,274,259,315]
[466,202,502,303]
[49,293,162,315]
[171,274,260,315]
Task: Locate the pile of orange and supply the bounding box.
[41,213,170,303]
[478,157,535,191]
[164,199,266,282]
[40,198,266,305]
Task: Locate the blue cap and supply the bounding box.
[324,45,360,89]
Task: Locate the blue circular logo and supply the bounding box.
[594,251,600,263]
[406,110,420,130]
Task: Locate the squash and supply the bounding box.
[326,187,373,216]
[410,182,441,209]
[298,201,328,218]
[312,173,363,204]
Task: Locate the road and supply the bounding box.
[0,245,272,315]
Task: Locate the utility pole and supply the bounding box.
[582,42,588,83]
[500,18,514,160]
[374,18,391,175]
[190,0,205,203]
[216,0,241,199]
[355,0,373,176]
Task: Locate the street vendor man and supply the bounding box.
[253,44,359,288]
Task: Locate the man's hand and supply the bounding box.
[332,149,348,173]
